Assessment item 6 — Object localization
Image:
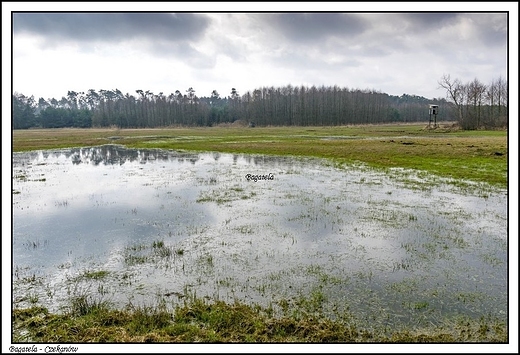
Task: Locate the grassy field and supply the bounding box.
[12,123,508,188]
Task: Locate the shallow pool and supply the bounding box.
[12,145,508,329]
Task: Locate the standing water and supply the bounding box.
[12,145,507,330]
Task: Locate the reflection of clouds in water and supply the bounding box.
[12,146,507,321]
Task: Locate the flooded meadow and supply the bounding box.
[12,145,508,331]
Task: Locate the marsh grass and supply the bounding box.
[196,186,256,205]
[22,239,48,249]
[152,240,175,258]
[122,240,180,266]
[68,294,112,317]
[124,254,148,266]
[12,295,507,343]
[82,270,110,280]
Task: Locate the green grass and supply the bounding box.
[83,270,110,280]
[12,297,507,343]
[12,123,507,188]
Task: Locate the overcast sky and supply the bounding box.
[5,3,514,102]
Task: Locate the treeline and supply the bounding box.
[12,86,451,129]
[438,75,508,129]
[12,78,507,130]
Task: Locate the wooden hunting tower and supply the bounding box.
[429,104,438,127]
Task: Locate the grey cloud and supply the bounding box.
[260,13,368,44]
[13,13,210,44]
[13,13,215,69]
[269,47,361,73]
[400,13,506,47]
[468,13,507,47]
[401,13,460,30]
[149,41,216,69]
[352,45,393,58]
[209,35,248,63]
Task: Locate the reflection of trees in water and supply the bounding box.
[68,145,202,165]
[12,145,201,166]
[249,155,296,166]
[13,145,313,169]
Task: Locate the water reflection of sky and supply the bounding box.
[12,145,508,327]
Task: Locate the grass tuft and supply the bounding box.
[12,296,507,343]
